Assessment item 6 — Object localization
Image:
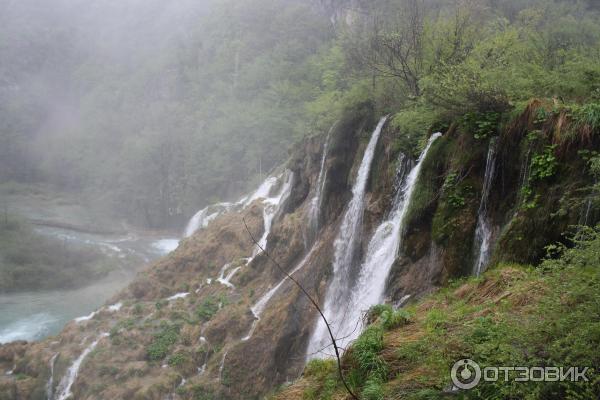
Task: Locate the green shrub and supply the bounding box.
[352,325,387,382]
[146,325,180,361]
[573,102,600,132]
[460,112,500,140]
[167,352,189,367]
[195,296,220,322]
[530,145,558,182]
[391,105,438,157]
[380,308,411,331]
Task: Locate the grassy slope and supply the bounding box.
[275,228,600,400]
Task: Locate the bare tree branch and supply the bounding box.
[242,216,359,400]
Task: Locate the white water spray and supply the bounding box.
[305,116,387,357]
[473,138,498,276]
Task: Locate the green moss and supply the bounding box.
[403,136,450,229]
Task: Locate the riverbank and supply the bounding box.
[0,182,181,343]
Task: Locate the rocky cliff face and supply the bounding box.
[0,100,597,400]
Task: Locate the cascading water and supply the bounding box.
[305,116,387,357]
[184,202,234,237]
[217,263,242,289]
[249,171,294,261]
[473,138,498,276]
[305,126,333,246]
[55,333,108,400]
[46,353,59,400]
[209,171,293,294]
[308,133,442,357]
[185,168,293,243]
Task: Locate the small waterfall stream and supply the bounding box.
[46,353,59,400]
[184,202,234,237]
[473,138,498,276]
[305,116,387,357]
[245,171,294,265]
[308,133,442,356]
[54,333,108,400]
[306,126,333,246]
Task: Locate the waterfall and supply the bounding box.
[516,148,532,206]
[306,126,333,245]
[217,263,242,289]
[305,116,387,357]
[184,202,234,237]
[208,171,294,294]
[473,138,498,276]
[55,333,108,400]
[185,169,293,246]
[46,353,59,400]
[307,133,442,357]
[248,171,294,261]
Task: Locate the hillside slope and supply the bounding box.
[0,99,599,400]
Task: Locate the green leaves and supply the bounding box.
[530,145,558,182]
[147,325,180,361]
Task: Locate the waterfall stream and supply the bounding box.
[307,133,442,356]
[473,138,498,276]
[306,126,333,246]
[46,353,59,400]
[305,116,387,357]
[54,333,108,400]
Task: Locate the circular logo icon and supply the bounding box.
[451,359,481,389]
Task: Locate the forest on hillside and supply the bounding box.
[1,0,599,229]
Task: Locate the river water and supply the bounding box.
[0,226,179,344]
